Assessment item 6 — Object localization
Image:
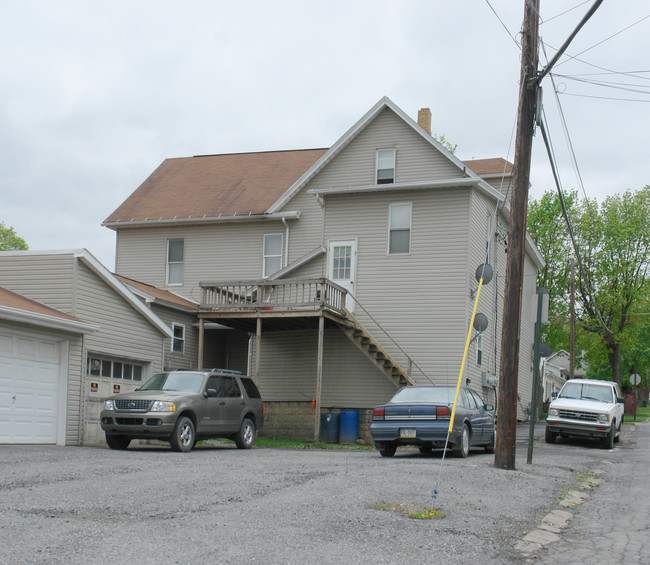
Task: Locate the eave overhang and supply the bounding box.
[103,211,301,230]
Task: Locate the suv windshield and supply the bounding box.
[559,382,613,403]
[139,372,204,393]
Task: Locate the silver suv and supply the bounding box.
[545,378,624,449]
[100,369,264,452]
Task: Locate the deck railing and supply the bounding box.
[200,278,348,316]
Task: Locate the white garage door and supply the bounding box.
[0,332,61,444]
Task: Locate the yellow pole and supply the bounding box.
[448,278,484,434]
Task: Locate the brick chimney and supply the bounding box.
[417,108,431,135]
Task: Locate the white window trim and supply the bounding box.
[166,239,184,286]
[263,233,283,278]
[172,322,186,355]
[387,202,412,255]
[376,148,396,184]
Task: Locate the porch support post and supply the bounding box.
[255,316,262,381]
[314,313,324,442]
[197,318,204,370]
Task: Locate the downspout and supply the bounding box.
[281,216,289,267]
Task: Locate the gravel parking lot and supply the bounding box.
[0,429,631,564]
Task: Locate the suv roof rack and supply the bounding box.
[209,368,243,375]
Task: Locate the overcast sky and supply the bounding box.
[2,1,648,270]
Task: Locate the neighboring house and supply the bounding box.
[0,286,98,445]
[0,249,197,445]
[104,97,544,441]
[541,349,587,402]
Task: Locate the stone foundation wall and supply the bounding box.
[261,401,373,444]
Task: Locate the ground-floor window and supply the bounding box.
[87,355,144,381]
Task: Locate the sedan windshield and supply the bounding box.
[390,386,455,404]
[139,372,204,393]
[559,382,613,403]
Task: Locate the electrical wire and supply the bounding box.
[538,115,613,336]
[484,0,521,48]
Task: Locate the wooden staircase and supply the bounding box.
[339,308,415,389]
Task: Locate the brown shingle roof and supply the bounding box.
[115,274,198,310]
[464,158,513,176]
[0,286,87,324]
[104,148,328,225]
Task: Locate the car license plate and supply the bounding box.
[400,429,416,438]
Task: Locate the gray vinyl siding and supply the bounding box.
[74,261,164,369]
[116,220,306,302]
[320,188,472,386]
[151,305,200,370]
[255,329,398,407]
[0,252,75,312]
[309,108,462,189]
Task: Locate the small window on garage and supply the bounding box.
[476,333,483,366]
[87,356,144,382]
[172,323,185,354]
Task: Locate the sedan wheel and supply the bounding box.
[170,416,195,452]
[453,424,470,458]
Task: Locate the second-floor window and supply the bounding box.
[476,333,483,366]
[376,148,395,184]
[172,323,185,354]
[167,239,184,285]
[263,234,283,278]
[388,203,411,254]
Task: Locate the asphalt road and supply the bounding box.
[0,423,646,565]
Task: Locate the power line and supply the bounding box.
[484,0,521,48]
[540,1,591,25]
[555,13,650,67]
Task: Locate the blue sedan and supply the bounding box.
[370,385,495,457]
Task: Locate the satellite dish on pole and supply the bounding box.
[475,264,493,285]
[473,313,488,333]
[539,343,553,358]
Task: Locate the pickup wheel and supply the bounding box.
[545,427,557,444]
[170,416,195,452]
[614,418,622,443]
[235,418,256,449]
[602,423,615,450]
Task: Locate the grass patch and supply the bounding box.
[370,503,446,520]
[624,403,650,423]
[254,437,373,450]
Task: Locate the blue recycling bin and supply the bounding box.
[339,409,359,444]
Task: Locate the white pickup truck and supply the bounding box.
[545,378,625,449]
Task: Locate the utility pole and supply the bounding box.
[495,0,603,470]
[495,0,540,471]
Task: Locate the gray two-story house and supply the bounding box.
[104,97,543,441]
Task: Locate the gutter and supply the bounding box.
[103,211,301,230]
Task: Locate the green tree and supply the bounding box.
[0,222,28,251]
[527,186,650,385]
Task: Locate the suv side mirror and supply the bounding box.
[551,392,558,399]
[485,404,494,412]
[617,396,624,404]
[204,389,218,398]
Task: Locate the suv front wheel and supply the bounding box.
[235,418,256,449]
[170,416,195,452]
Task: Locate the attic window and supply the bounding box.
[376,148,395,184]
